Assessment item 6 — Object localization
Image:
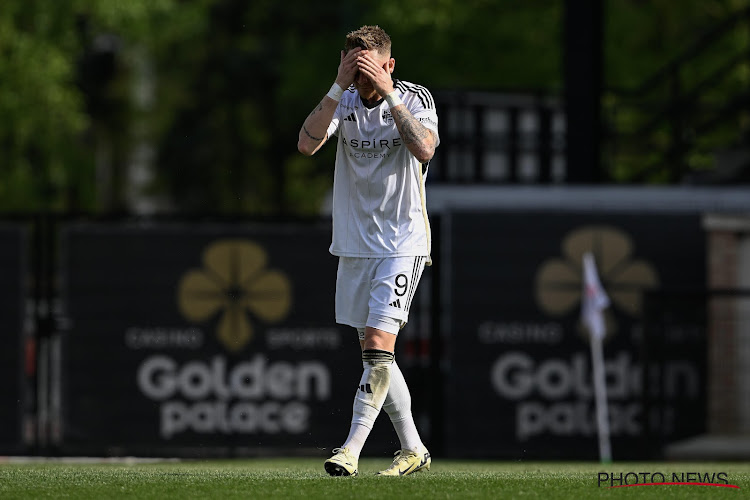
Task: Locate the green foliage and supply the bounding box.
[364,0,563,91]
[1,0,748,214]
[0,2,85,210]
[603,0,750,182]
[144,0,347,214]
[0,0,178,212]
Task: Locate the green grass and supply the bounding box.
[0,459,747,499]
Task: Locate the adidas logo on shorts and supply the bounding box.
[389,299,401,308]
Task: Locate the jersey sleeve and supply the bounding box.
[327,101,342,139]
[402,84,440,147]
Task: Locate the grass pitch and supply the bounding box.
[0,458,746,499]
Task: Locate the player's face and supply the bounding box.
[353,51,394,97]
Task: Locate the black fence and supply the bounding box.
[431,92,565,184]
[0,223,29,455]
[0,212,717,459]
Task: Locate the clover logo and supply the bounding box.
[177,240,291,352]
[535,226,659,337]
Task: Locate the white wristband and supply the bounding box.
[385,91,403,108]
[326,82,344,102]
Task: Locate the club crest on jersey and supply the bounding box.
[382,109,394,124]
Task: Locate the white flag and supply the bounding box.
[581,252,613,463]
[581,252,610,340]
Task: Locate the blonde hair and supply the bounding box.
[344,25,392,55]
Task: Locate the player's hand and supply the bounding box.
[356,52,394,97]
[335,48,362,89]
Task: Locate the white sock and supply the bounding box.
[342,423,369,457]
[382,361,424,453]
[342,349,393,458]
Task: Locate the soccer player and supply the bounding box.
[297,25,438,477]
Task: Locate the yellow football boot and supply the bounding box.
[324,447,359,477]
[377,448,431,476]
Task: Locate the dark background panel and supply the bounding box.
[442,212,707,458]
[60,223,399,456]
[0,226,28,451]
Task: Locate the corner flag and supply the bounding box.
[581,252,612,463]
[582,252,610,339]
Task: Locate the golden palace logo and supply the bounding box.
[535,226,659,332]
[177,240,291,352]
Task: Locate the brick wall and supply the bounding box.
[703,215,750,434]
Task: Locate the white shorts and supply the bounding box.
[335,256,426,335]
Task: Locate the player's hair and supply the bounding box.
[344,25,391,56]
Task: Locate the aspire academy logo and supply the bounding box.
[535,226,658,339]
[177,240,291,352]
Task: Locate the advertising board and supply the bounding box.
[441,212,706,458]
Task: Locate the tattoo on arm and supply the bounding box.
[303,125,324,142]
[392,107,432,147]
[308,102,324,118]
[303,100,326,142]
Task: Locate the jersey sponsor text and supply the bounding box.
[342,137,402,150]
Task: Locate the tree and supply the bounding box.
[0,0,177,212]
[2,0,746,215]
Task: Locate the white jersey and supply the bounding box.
[326,79,439,264]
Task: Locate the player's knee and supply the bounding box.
[363,315,400,351]
[363,332,395,352]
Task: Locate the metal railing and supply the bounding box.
[430,91,566,184]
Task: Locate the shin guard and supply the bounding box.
[351,349,394,429]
